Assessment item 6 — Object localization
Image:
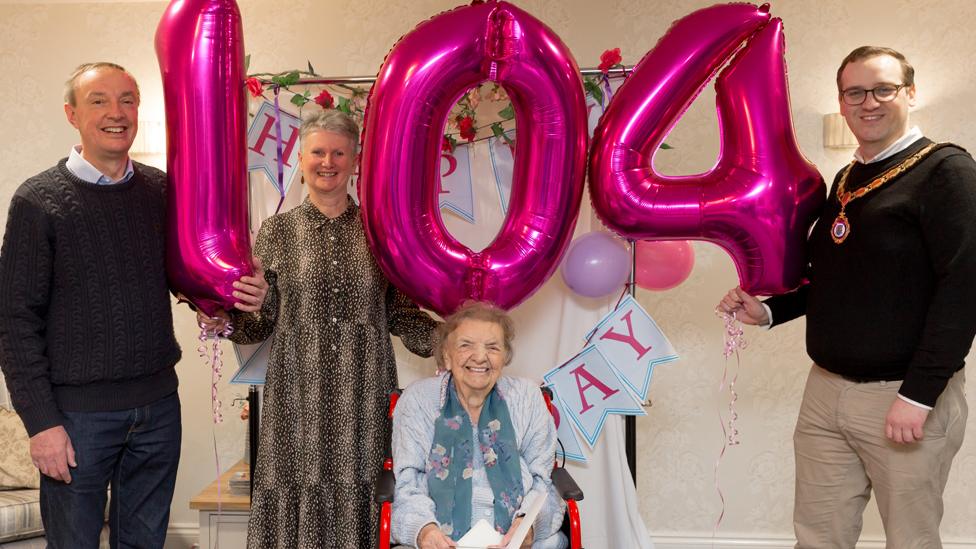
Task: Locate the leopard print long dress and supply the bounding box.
[230,197,437,548]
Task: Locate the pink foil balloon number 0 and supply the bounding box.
[589,3,825,296]
[360,1,588,316]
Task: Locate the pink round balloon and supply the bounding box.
[588,4,825,296]
[560,232,630,299]
[360,1,588,316]
[635,240,695,291]
[156,0,252,316]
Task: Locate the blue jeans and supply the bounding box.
[40,392,181,549]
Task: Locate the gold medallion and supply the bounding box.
[831,143,941,245]
[830,213,850,244]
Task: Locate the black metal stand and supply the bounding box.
[626,240,637,484]
[247,384,260,496]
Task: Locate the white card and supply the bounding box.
[456,519,503,548]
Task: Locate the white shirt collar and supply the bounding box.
[66,145,134,185]
[854,126,923,164]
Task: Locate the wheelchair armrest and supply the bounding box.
[551,467,583,501]
[375,469,396,504]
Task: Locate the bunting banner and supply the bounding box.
[230,338,270,385]
[438,146,475,223]
[589,295,678,401]
[247,100,301,196]
[551,394,587,463]
[544,347,645,447]
[488,128,515,214]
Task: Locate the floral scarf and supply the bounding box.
[426,374,523,541]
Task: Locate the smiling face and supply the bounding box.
[444,319,508,399]
[64,67,139,166]
[298,130,357,200]
[839,54,916,160]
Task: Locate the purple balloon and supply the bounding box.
[360,1,588,316]
[560,232,630,298]
[588,4,825,295]
[156,0,252,316]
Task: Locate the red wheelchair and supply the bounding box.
[375,386,584,548]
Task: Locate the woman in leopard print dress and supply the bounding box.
[205,110,437,547]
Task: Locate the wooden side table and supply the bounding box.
[189,460,251,549]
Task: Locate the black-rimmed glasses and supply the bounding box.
[841,84,908,106]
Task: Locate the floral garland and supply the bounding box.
[244,49,663,155]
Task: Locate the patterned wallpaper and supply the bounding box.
[1,0,975,543]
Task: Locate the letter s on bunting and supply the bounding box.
[359,1,588,316]
[588,3,825,296]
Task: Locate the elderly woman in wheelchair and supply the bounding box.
[390,302,569,549]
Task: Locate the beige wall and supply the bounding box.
[1,0,975,546]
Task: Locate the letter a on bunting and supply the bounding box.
[544,347,644,446]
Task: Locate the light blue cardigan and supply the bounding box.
[391,374,568,548]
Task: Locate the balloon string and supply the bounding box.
[713,310,746,537]
[212,428,222,549]
[272,86,286,214]
[198,321,234,423]
[197,321,233,549]
[554,283,634,372]
[601,73,614,108]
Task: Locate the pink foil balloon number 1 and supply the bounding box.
[156,0,253,317]
[589,3,825,296]
[360,1,588,316]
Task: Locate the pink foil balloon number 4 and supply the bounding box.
[589,3,825,296]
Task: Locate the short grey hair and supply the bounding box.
[300,109,360,146]
[432,301,515,371]
[64,62,139,106]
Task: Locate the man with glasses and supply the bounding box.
[718,46,976,547]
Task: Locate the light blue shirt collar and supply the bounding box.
[66,145,134,185]
[854,126,923,164]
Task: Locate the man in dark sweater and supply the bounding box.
[0,63,267,548]
[719,47,976,547]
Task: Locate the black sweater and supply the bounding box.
[0,160,181,436]
[766,138,976,406]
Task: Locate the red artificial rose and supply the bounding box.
[314,89,335,109]
[598,48,622,74]
[458,115,476,142]
[245,77,264,98]
[441,136,453,153]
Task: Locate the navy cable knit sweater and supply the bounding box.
[0,159,181,436]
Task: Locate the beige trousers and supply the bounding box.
[793,365,967,549]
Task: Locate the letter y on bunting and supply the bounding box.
[590,295,678,401]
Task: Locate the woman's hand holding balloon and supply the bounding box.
[232,256,269,313]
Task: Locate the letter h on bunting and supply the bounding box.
[247,101,301,195]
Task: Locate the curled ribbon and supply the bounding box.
[197,321,234,424]
[713,310,747,533]
[197,321,235,547]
